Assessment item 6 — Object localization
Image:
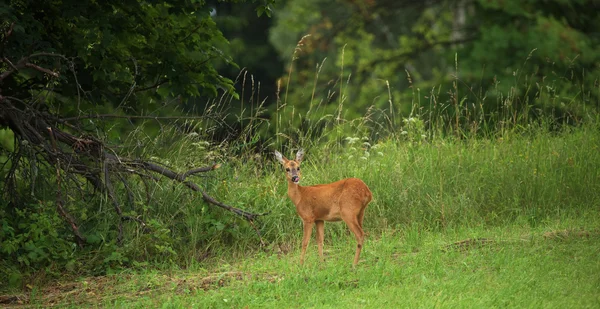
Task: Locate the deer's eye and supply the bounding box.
[297,167,300,171]
[285,168,290,172]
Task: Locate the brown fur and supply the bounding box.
[274,149,372,266]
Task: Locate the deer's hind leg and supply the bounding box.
[315,220,325,262]
[342,212,365,267]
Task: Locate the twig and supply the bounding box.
[103,161,125,245]
[134,79,168,92]
[0,52,67,81]
[117,172,135,210]
[199,189,270,221]
[0,22,15,55]
[3,57,18,71]
[247,219,266,248]
[47,127,86,247]
[176,164,221,181]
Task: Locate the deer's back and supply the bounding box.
[296,178,372,221]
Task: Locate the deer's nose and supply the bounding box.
[291,175,300,183]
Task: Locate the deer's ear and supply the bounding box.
[274,151,287,165]
[295,149,305,162]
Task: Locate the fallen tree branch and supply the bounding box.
[125,160,270,221]
[1,97,269,246]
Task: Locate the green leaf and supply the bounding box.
[256,6,265,17]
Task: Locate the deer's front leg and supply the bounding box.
[300,221,314,265]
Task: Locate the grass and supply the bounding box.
[2,108,600,308]
[2,124,600,308]
[7,214,600,308]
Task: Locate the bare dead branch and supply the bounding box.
[125,160,269,219]
[3,57,18,71]
[117,172,135,210]
[103,161,127,244]
[200,190,266,221]
[25,63,60,78]
[1,96,268,247]
[61,114,213,122]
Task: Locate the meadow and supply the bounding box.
[5,117,600,308]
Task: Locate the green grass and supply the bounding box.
[3,120,599,306]
[3,124,600,307]
[15,214,600,308]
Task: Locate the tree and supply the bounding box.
[3,1,237,112]
[209,0,284,103]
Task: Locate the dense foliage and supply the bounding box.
[3,0,235,113]
[269,0,599,126]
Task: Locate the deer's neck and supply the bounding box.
[286,180,303,206]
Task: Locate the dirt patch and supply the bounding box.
[0,295,27,306]
[443,238,495,252]
[0,271,282,308]
[542,228,598,240]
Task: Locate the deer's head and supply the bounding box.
[274,149,304,184]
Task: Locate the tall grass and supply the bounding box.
[93,78,600,276]
[97,45,600,269]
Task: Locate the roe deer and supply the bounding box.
[274,149,372,267]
